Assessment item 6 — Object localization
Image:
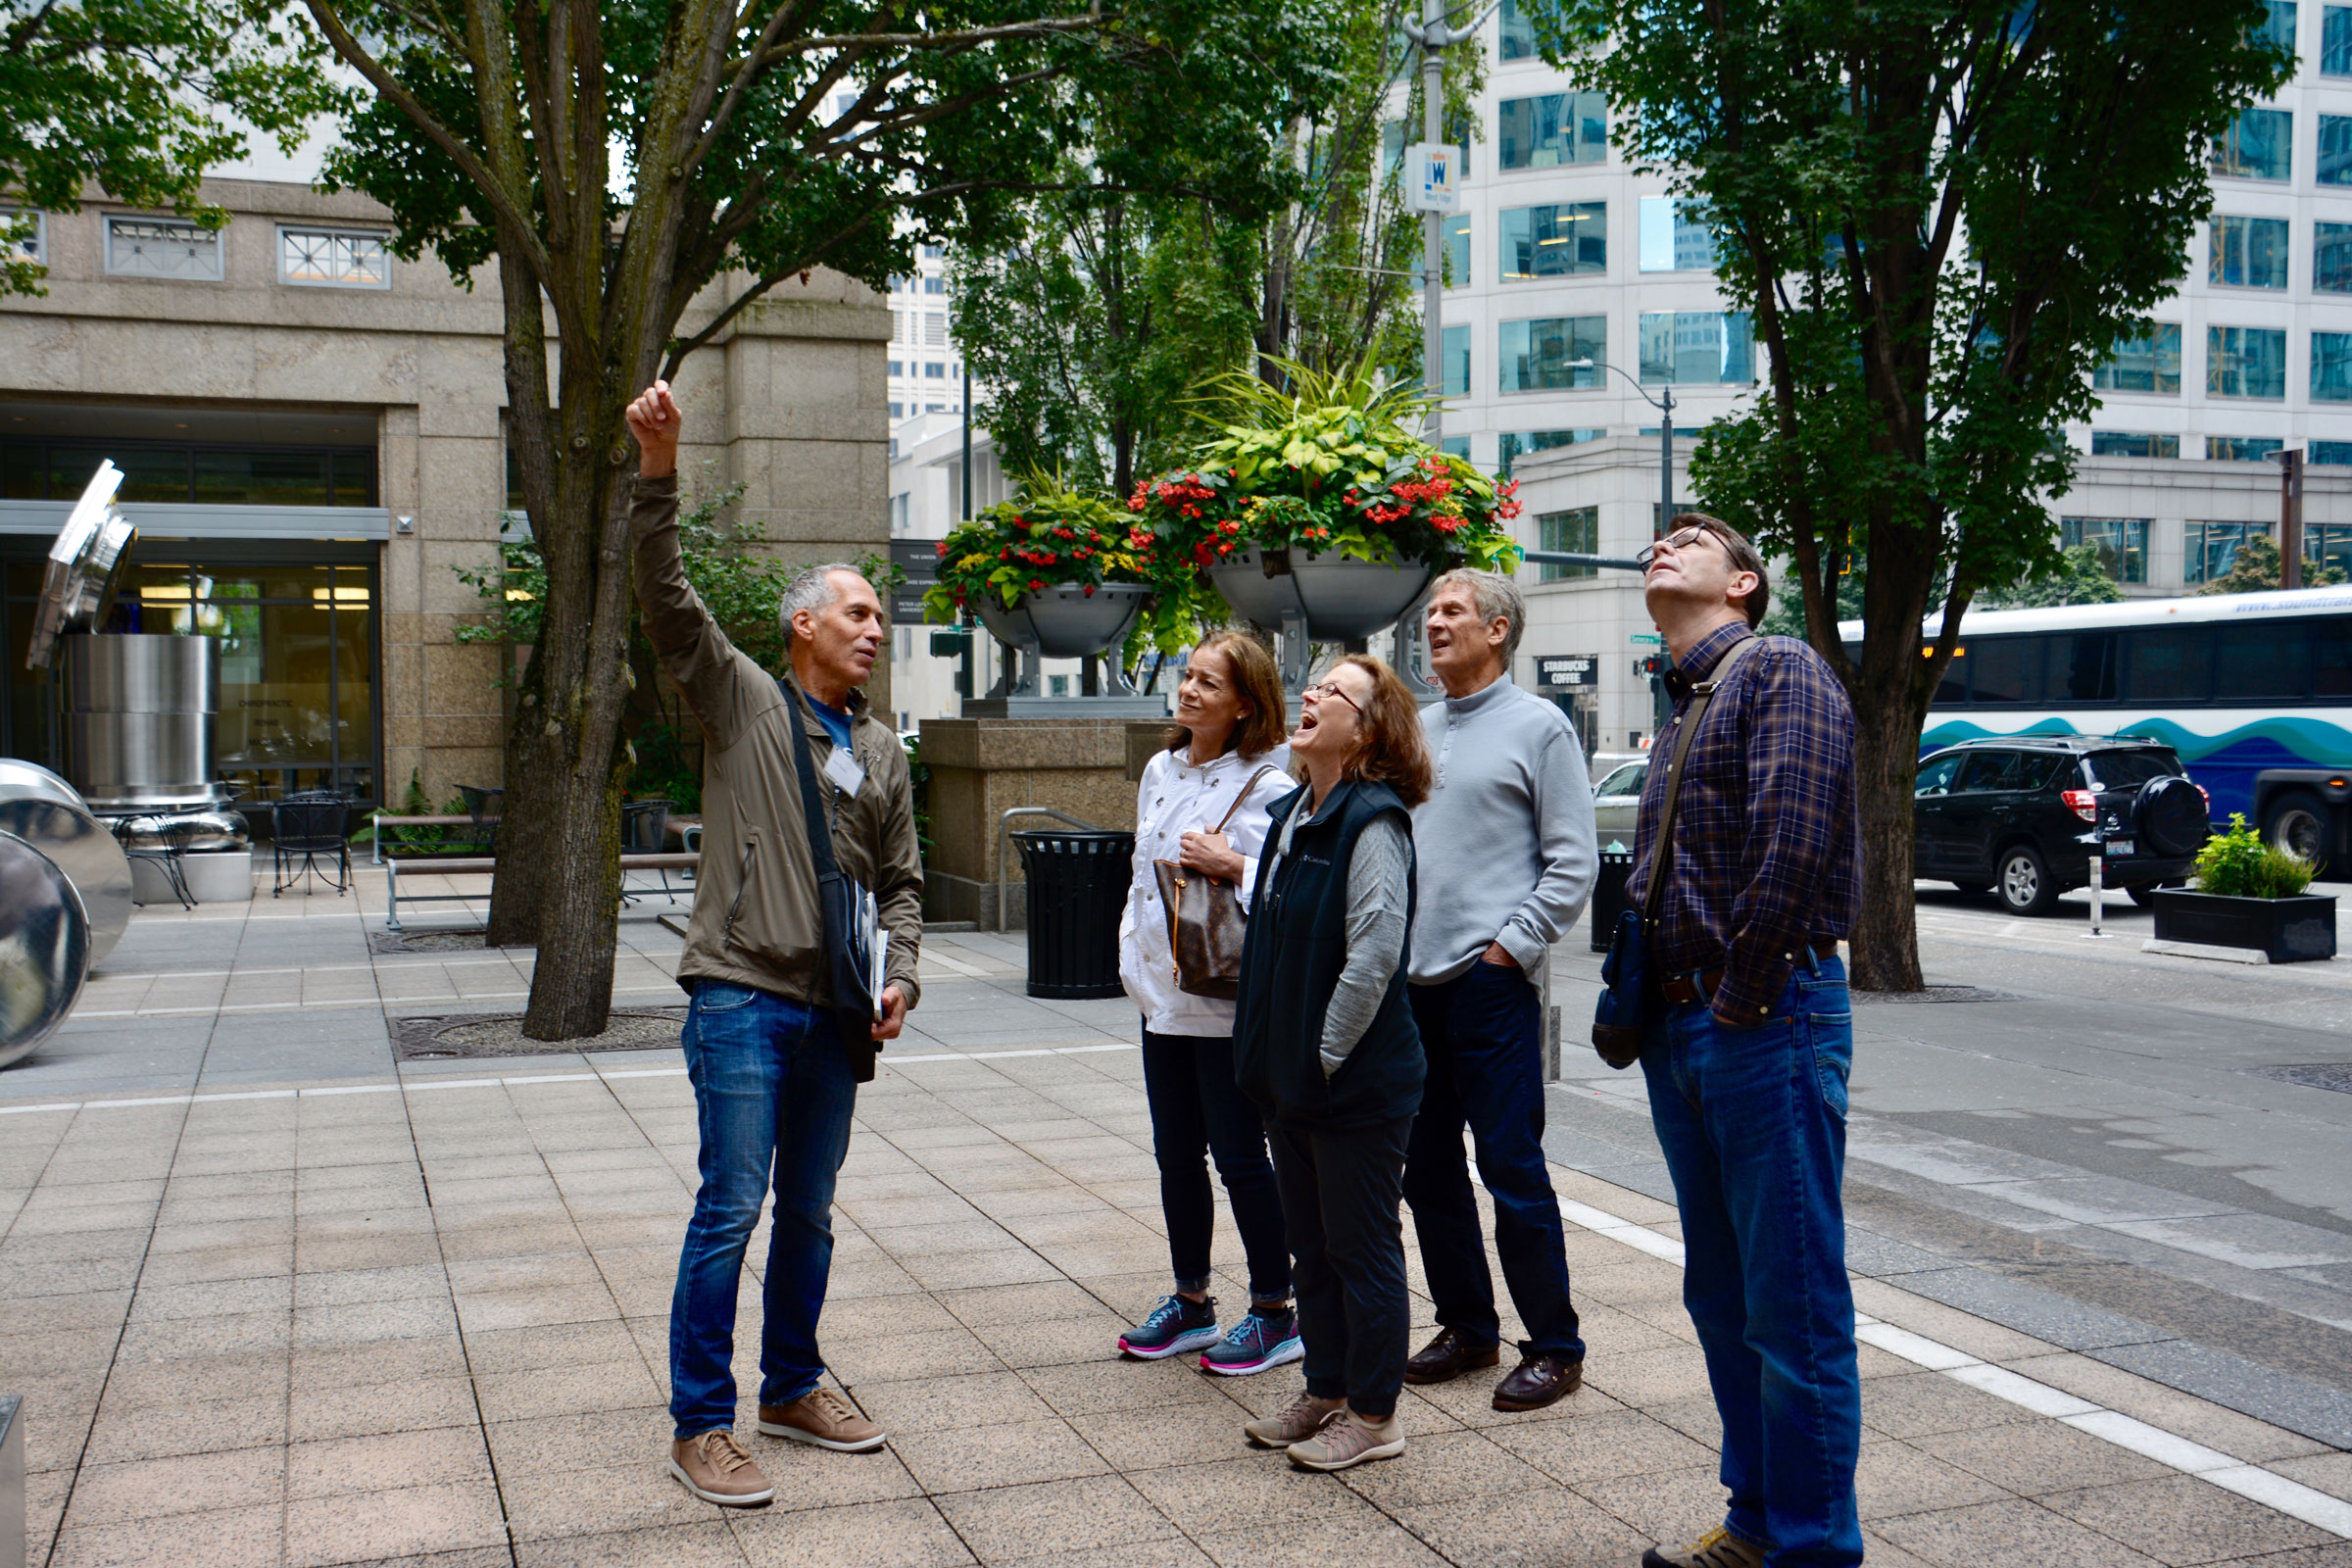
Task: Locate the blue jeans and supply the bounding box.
[1641,956,1862,1568]
[1402,961,1586,1362]
[669,979,858,1440]
[1141,1027,1292,1302]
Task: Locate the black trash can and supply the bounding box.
[621,798,672,853]
[1012,829,1135,999]
[1590,848,1637,952]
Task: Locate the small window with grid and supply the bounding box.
[105,217,223,279]
[279,227,391,288]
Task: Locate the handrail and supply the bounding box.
[997,805,1107,932]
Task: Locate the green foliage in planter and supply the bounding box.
[922,473,1212,655]
[2193,813,2316,899]
[1130,356,1524,583]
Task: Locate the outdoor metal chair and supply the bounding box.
[111,814,199,910]
[271,792,352,897]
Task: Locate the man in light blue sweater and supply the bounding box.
[1400,567,1598,1411]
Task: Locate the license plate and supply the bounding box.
[2105,838,2134,857]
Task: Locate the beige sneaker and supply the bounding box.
[1286,1407,1404,1472]
[668,1429,773,1506]
[1243,1391,1345,1448]
[758,1387,887,1452]
[1641,1527,1767,1568]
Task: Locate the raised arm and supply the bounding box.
[625,382,744,747]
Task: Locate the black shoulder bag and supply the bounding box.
[784,688,883,1079]
[1591,637,1761,1069]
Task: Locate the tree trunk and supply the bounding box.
[1845,678,1925,993]
[519,719,627,1038]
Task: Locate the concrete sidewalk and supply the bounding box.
[2,890,2348,1566]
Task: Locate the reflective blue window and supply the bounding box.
[2207,326,2287,399]
[1497,429,1601,479]
[2314,332,2352,402]
[2327,5,2352,72]
[1442,325,1469,397]
[2319,222,2352,290]
[2213,109,2292,179]
[1497,93,1606,170]
[2210,216,2290,287]
[1499,317,1604,393]
[1500,203,1605,279]
[2093,323,2182,394]
[2321,116,2352,183]
[1639,198,1717,272]
[1638,312,1755,384]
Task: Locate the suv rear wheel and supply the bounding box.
[1996,844,2059,916]
[2264,790,2332,875]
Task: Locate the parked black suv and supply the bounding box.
[1914,736,2212,915]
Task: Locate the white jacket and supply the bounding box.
[1118,744,1297,1037]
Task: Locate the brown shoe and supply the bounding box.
[1402,1326,1501,1386]
[1492,1346,1583,1411]
[668,1429,773,1506]
[1642,1525,1766,1568]
[758,1387,887,1452]
[1243,1391,1345,1448]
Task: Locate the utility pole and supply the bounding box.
[1419,0,1446,445]
[2278,446,2305,590]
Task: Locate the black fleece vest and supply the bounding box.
[1232,778,1425,1127]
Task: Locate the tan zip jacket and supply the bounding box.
[629,476,923,1074]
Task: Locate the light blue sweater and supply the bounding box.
[1408,674,1598,984]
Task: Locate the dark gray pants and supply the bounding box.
[1266,1114,1413,1419]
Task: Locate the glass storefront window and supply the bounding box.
[0,438,375,504]
[2208,325,2287,399]
[2061,516,2149,583]
[1499,317,1605,393]
[2092,323,2181,394]
[2210,216,2290,287]
[2187,521,2271,583]
[1500,203,1605,280]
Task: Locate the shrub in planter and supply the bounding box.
[922,475,1209,657]
[2193,813,2316,899]
[1129,358,1524,594]
[2152,813,2336,961]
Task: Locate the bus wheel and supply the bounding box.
[1996,846,2058,916]
[2264,791,2332,874]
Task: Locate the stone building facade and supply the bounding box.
[0,176,890,808]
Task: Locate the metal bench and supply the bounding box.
[383,851,701,932]
[370,814,498,863]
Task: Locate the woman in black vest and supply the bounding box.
[1232,653,1434,1472]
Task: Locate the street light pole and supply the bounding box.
[1418,0,1446,445]
[1570,356,1676,528]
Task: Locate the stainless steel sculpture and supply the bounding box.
[0,828,90,1070]
[26,461,133,670]
[0,760,132,965]
[62,634,228,810]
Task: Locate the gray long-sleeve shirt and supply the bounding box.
[1263,793,1412,1076]
[1408,674,1597,984]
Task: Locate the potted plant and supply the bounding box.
[922,474,1205,661]
[1129,358,1524,642]
[2151,813,2337,962]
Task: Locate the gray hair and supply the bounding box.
[1429,566,1527,667]
[778,563,864,638]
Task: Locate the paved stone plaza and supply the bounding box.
[3,881,2350,1567]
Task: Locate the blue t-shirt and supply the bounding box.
[808,695,854,753]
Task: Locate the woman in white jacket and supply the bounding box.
[1116,628,1300,1374]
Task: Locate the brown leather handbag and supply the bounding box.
[1152,765,1283,1000]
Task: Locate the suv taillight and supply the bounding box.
[2062,788,2099,823]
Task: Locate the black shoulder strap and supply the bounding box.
[782,683,842,882]
[1640,635,1764,925]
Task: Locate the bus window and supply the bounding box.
[2123,626,2212,704]
[1935,654,1967,706]
[1969,637,2044,704]
[2317,619,2352,698]
[2216,620,2309,700]
[2058,631,2117,701]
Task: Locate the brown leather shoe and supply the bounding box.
[667,1429,773,1506]
[758,1388,887,1452]
[1492,1347,1584,1411]
[1402,1327,1501,1386]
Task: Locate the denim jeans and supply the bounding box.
[1140,1027,1292,1303]
[1266,1114,1413,1419]
[1641,956,1862,1568]
[668,979,858,1440]
[1402,961,1586,1362]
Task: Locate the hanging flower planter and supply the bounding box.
[972,581,1152,659]
[1206,546,1432,644]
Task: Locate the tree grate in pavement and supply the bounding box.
[1852,984,2018,1004]
[368,927,491,955]
[389,1006,687,1059]
[2250,1061,2352,1095]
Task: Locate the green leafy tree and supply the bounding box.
[304,0,1339,1037]
[0,0,343,294]
[1979,543,2129,610]
[1551,0,2289,990]
[2195,533,2350,595]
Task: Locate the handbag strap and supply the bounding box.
[781,681,844,885]
[1211,764,1283,835]
[1639,635,1764,925]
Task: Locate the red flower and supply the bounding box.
[1216,541,1234,556]
[999,547,1012,560]
[1083,584,1096,597]
[934,539,950,558]
[1028,578,1045,591]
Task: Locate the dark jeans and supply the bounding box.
[1266,1114,1412,1420]
[1141,1027,1292,1302]
[1641,956,1862,1568]
[1402,960,1585,1362]
[668,979,858,1440]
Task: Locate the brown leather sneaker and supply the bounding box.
[1642,1526,1766,1568]
[758,1387,887,1452]
[1402,1326,1501,1385]
[1286,1408,1405,1472]
[1492,1347,1584,1411]
[667,1429,774,1506]
[1243,1391,1345,1448]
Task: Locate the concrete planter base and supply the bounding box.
[2148,889,2336,962]
[129,848,255,905]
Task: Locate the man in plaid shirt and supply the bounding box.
[1627,514,1863,1568]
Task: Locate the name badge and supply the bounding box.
[823,745,865,798]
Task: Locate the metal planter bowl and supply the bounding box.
[973,582,1151,658]
[0,827,91,1069]
[1207,546,1432,642]
[0,760,134,966]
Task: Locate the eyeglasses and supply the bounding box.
[1302,680,1363,716]
[1636,524,1725,569]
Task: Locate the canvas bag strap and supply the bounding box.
[780,682,843,882]
[1639,635,1763,925]
[1210,765,1283,836]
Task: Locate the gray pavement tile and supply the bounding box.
[512,1523,752,1568]
[931,1474,1177,1563]
[1871,1497,2169,1568]
[1890,1266,2173,1351]
[727,1497,977,1567]
[2040,1476,2334,1563]
[2088,1339,2352,1450]
[1394,1482,1655,1566]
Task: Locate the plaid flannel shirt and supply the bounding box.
[1629,620,1861,1026]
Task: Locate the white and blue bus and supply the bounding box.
[1843,588,2352,865]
